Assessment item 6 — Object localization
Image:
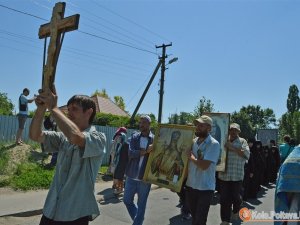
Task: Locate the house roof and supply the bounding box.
[92,95,129,116]
[59,95,129,117]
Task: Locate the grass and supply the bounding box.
[0,144,9,174]
[0,141,110,190]
[27,141,42,150]
[10,163,55,190]
[99,165,108,174]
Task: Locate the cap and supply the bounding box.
[193,115,213,127]
[116,127,127,134]
[140,115,151,123]
[230,123,241,132]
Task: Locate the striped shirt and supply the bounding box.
[218,137,250,181]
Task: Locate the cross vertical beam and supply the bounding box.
[38,2,80,92]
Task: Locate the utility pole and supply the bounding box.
[156,43,172,123]
[129,59,162,126]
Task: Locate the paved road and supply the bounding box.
[0,181,276,225]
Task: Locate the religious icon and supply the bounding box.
[143,124,194,192]
[203,112,230,172]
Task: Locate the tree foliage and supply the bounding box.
[114,96,125,111]
[94,112,157,131]
[168,112,194,125]
[94,113,130,127]
[0,92,14,115]
[168,97,215,125]
[92,89,126,111]
[231,105,276,140]
[287,84,300,113]
[91,89,109,98]
[193,96,215,117]
[278,84,300,144]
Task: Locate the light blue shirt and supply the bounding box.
[42,126,106,221]
[186,135,220,191]
[279,143,293,162]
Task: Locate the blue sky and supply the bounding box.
[0,0,299,123]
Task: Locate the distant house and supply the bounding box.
[59,95,129,117]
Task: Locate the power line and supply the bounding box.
[0,32,151,76]
[78,30,158,55]
[90,0,172,43]
[69,1,156,47]
[0,3,47,21]
[36,0,155,50]
[0,28,153,79]
[63,48,151,73]
[0,3,158,55]
[0,28,154,69]
[81,17,154,50]
[0,42,147,81]
[81,22,154,52]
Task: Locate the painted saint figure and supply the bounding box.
[151,130,185,183]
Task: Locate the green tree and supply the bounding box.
[0,92,14,115]
[231,105,276,140]
[114,96,125,111]
[239,105,276,128]
[287,84,300,113]
[91,89,109,98]
[279,84,300,144]
[168,112,194,125]
[231,111,255,139]
[168,113,179,124]
[193,96,215,117]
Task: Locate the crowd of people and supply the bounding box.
[18,84,298,225]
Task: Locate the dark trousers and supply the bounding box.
[186,186,214,225]
[39,215,89,225]
[177,178,190,214]
[219,180,243,222]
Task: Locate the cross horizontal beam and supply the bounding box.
[38,14,80,39]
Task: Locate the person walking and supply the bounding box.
[123,115,154,225]
[30,87,106,225]
[279,135,292,163]
[112,132,129,195]
[185,115,221,225]
[218,123,250,225]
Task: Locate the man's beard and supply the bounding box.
[195,131,208,138]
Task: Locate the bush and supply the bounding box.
[94,113,130,127]
[11,163,55,190]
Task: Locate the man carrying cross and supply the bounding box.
[30,86,106,225]
[29,2,106,225]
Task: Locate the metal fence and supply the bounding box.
[0,115,136,165]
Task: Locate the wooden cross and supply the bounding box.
[38,2,80,92]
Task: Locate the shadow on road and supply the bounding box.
[169,214,192,225]
[97,188,124,205]
[0,209,42,218]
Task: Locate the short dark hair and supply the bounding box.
[67,95,96,124]
[283,135,291,143]
[23,88,30,93]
